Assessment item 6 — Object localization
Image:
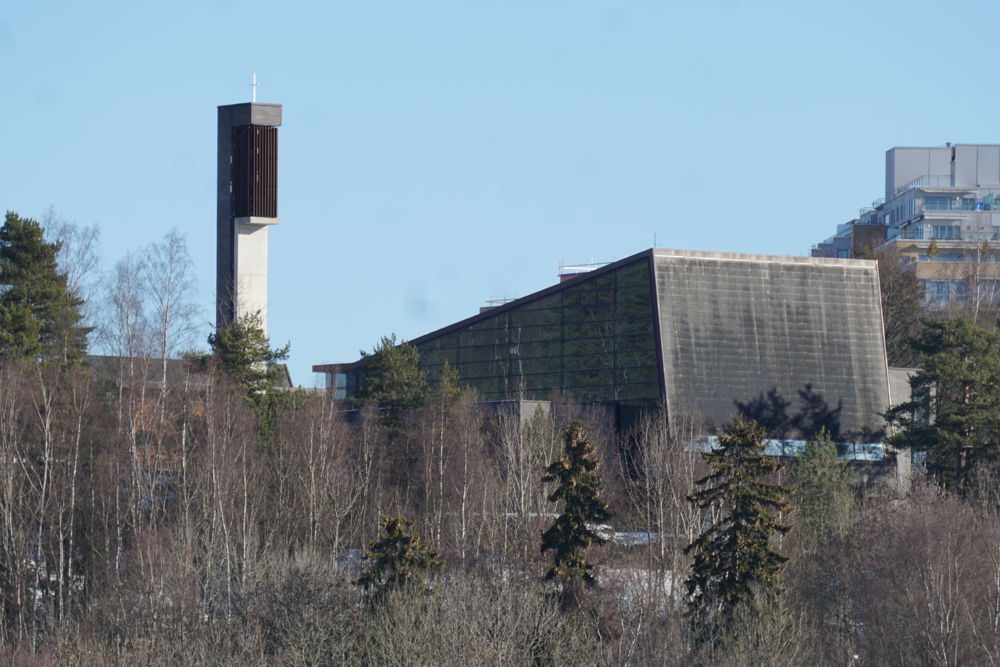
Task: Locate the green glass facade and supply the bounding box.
[413,256,661,403]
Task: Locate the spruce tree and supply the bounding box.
[0,211,89,364]
[685,414,790,646]
[541,420,611,605]
[355,515,443,605]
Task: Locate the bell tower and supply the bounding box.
[216,94,281,335]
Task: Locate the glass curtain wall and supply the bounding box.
[416,257,660,403]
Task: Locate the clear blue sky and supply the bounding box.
[4,0,1000,385]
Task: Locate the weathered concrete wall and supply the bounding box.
[652,249,890,437]
[235,222,270,327]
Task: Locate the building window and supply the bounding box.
[992,226,1000,241]
[836,249,849,258]
[903,224,923,240]
[932,281,950,301]
[980,281,1000,303]
[931,225,961,240]
[918,253,963,262]
[961,198,977,210]
[925,196,951,211]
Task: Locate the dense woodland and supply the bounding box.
[2,210,1000,665]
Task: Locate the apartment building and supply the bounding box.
[813,144,1000,309]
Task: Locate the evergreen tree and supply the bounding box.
[685,415,790,647]
[207,311,292,445]
[207,311,290,397]
[885,317,1000,490]
[355,514,443,605]
[541,420,611,605]
[789,428,854,547]
[0,211,89,364]
[354,334,427,410]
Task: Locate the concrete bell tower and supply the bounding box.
[216,96,281,335]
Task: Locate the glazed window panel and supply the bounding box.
[615,382,661,401]
[460,360,506,379]
[562,305,614,325]
[435,333,459,349]
[513,340,562,358]
[564,321,617,340]
[617,284,652,306]
[615,365,659,384]
[582,304,615,321]
[616,333,656,352]
[616,317,655,336]
[531,355,563,373]
[561,306,586,324]
[564,354,614,373]
[418,333,457,352]
[418,339,441,352]
[420,349,450,366]
[618,348,658,367]
[460,344,508,363]
[511,323,561,343]
[465,316,504,333]
[581,272,615,290]
[564,337,613,358]
[521,294,561,311]
[616,259,651,286]
[509,308,561,328]
[523,372,562,391]
[564,368,615,387]
[459,328,508,347]
[573,387,614,401]
[471,377,506,395]
[562,321,588,340]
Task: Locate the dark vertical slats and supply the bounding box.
[233,125,278,218]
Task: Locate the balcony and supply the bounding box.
[894,175,953,196]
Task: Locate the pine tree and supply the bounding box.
[685,414,790,646]
[207,311,292,446]
[0,211,89,364]
[541,420,611,605]
[885,317,1000,490]
[355,514,443,605]
[207,311,290,397]
[354,334,427,410]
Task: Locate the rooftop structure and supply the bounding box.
[316,248,891,441]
